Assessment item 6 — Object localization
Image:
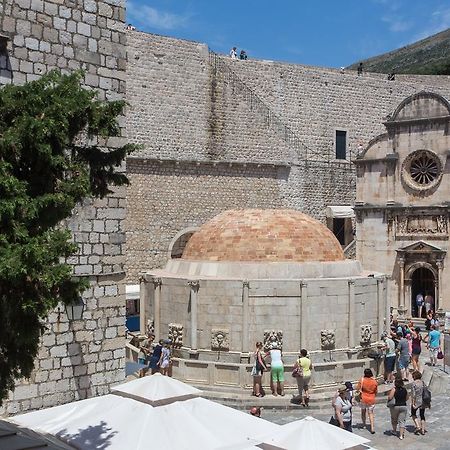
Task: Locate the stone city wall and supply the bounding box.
[125,158,287,280]
[0,0,127,415]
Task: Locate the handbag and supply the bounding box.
[437,349,444,360]
[292,359,303,378]
[354,377,363,403]
[329,416,339,427]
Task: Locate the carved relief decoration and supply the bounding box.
[395,215,448,238]
[168,323,183,348]
[146,318,155,336]
[211,329,229,350]
[320,329,336,350]
[264,330,283,351]
[360,324,372,345]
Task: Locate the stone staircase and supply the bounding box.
[208,51,334,164]
[194,379,395,411]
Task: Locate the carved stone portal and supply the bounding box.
[320,329,336,350]
[360,324,372,345]
[264,330,283,351]
[211,329,229,351]
[168,323,183,348]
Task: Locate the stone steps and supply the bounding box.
[195,379,400,411]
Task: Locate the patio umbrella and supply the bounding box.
[9,374,280,450]
[254,416,371,450]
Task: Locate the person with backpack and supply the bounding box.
[293,348,313,407]
[411,370,430,435]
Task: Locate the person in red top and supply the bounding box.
[357,368,378,434]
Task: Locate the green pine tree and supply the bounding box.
[0,70,134,404]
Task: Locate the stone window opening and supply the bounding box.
[402,149,442,192]
[335,130,347,160]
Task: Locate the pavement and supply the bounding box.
[262,363,450,450]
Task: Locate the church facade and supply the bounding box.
[355,92,450,318]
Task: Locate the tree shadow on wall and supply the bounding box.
[57,421,117,449]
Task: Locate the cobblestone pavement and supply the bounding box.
[264,367,450,450]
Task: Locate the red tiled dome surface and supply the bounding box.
[182,209,344,262]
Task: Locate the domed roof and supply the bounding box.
[182,209,345,262]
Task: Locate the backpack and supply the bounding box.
[422,384,431,408]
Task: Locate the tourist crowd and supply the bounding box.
[249,315,443,441]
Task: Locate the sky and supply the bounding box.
[126,1,450,68]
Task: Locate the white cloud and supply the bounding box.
[381,15,413,32]
[410,7,450,42]
[127,2,191,30]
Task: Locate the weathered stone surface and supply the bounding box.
[0,0,127,416]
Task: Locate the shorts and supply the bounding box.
[385,355,396,372]
[390,405,407,427]
[160,359,170,369]
[411,405,426,421]
[149,355,159,370]
[398,355,410,369]
[412,348,421,356]
[429,347,439,359]
[296,375,311,393]
[360,402,375,412]
[271,366,284,382]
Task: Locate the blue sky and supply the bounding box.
[127,1,450,68]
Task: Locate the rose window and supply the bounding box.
[402,150,442,192]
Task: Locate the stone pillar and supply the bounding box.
[242,280,250,355]
[385,276,391,332]
[377,278,384,338]
[398,257,405,314]
[188,280,200,351]
[348,280,355,348]
[152,278,162,341]
[300,281,308,349]
[139,275,149,335]
[437,260,443,310]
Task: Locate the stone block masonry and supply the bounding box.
[125,31,450,282]
[0,0,127,415]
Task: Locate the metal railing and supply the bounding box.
[209,51,335,163]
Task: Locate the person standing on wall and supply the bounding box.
[229,47,237,59]
[357,62,363,76]
[293,349,313,407]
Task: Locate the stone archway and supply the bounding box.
[396,241,445,317]
[168,227,199,259]
[408,265,436,318]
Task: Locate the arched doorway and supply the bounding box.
[411,267,435,318]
